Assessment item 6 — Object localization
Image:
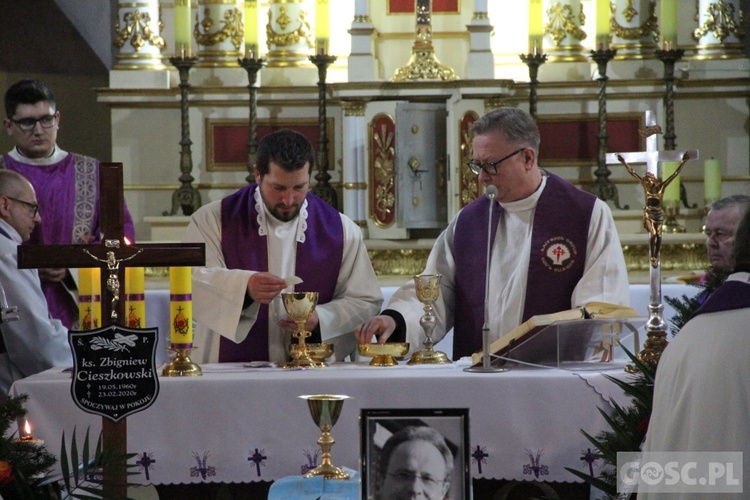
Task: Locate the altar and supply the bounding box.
[11,360,632,495]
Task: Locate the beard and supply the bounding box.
[268,203,301,222]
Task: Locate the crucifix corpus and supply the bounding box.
[17,163,205,497]
[605,110,698,371]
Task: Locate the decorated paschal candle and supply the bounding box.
[78,268,101,330]
[125,267,146,328]
[169,267,192,346]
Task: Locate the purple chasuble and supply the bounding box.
[690,280,750,319]
[0,153,135,329]
[452,173,595,359]
[218,184,344,362]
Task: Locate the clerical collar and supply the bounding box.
[253,188,309,243]
[0,219,22,244]
[9,145,68,166]
[499,174,548,213]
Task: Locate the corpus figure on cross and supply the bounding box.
[617,151,691,268]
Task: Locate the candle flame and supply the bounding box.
[124,236,132,246]
[23,419,32,438]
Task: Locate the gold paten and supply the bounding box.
[358,343,409,366]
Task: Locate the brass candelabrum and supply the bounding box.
[165,55,202,216]
[239,51,267,184]
[519,52,548,121]
[589,47,627,210]
[309,51,338,210]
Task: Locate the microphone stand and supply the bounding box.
[465,186,508,373]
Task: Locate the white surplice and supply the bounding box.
[184,192,383,363]
[386,175,630,358]
[640,272,750,500]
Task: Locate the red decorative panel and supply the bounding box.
[388,0,459,14]
[206,119,332,171]
[459,111,479,208]
[369,114,396,228]
[537,114,643,166]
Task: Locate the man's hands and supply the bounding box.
[247,272,288,304]
[278,311,320,335]
[354,315,397,344]
[39,268,67,283]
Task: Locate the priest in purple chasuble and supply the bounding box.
[641,211,750,500]
[1,79,135,329]
[184,129,383,363]
[356,108,629,360]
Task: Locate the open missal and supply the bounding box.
[470,302,640,366]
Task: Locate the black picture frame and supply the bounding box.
[360,408,470,500]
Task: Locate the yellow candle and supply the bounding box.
[703,158,722,202]
[528,0,544,54]
[78,268,101,330]
[169,267,192,346]
[315,0,330,54]
[596,0,610,48]
[662,161,681,205]
[125,267,146,329]
[659,0,677,49]
[244,0,258,53]
[174,0,191,55]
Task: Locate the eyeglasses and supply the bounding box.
[466,147,525,175]
[6,197,39,217]
[9,114,56,132]
[704,229,733,242]
[387,471,445,488]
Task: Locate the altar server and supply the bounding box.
[356,107,629,359]
[1,79,135,329]
[0,170,71,396]
[641,209,750,499]
[185,129,382,363]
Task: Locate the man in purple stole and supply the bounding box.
[641,211,750,500]
[184,129,382,363]
[356,108,629,360]
[1,79,135,329]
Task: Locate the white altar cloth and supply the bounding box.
[10,361,632,487]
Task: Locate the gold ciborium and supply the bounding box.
[358,342,409,366]
[408,274,451,365]
[300,394,350,480]
[281,292,327,368]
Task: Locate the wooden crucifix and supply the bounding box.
[17,163,205,497]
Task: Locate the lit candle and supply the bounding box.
[244,0,258,56]
[20,419,43,445]
[596,0,610,49]
[703,158,722,203]
[659,0,677,50]
[169,267,192,347]
[528,0,544,54]
[662,161,681,205]
[78,268,101,330]
[315,0,330,54]
[125,267,146,329]
[174,0,192,56]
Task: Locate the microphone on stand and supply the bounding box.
[465,185,508,373]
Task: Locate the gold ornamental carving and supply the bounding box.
[622,0,638,22]
[371,120,396,227]
[612,0,657,41]
[342,101,366,117]
[367,249,431,276]
[114,8,166,51]
[544,2,587,46]
[693,0,745,42]
[195,7,243,49]
[392,0,458,81]
[460,123,478,207]
[266,6,314,48]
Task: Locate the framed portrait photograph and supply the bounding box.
[360,408,470,500]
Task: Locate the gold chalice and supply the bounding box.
[281,292,325,368]
[299,394,350,480]
[358,343,409,366]
[409,274,451,365]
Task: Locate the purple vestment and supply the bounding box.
[0,153,135,329]
[218,184,344,362]
[691,280,750,318]
[452,173,595,359]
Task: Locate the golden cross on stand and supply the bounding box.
[17,163,205,497]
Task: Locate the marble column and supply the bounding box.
[341,101,368,228]
[542,0,588,61]
[348,0,376,81]
[466,0,495,78]
[692,0,745,59]
[610,0,658,58]
[265,0,315,67]
[194,0,244,67]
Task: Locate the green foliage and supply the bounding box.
[565,348,655,499]
[0,394,138,499]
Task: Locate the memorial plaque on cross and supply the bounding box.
[17,163,205,496]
